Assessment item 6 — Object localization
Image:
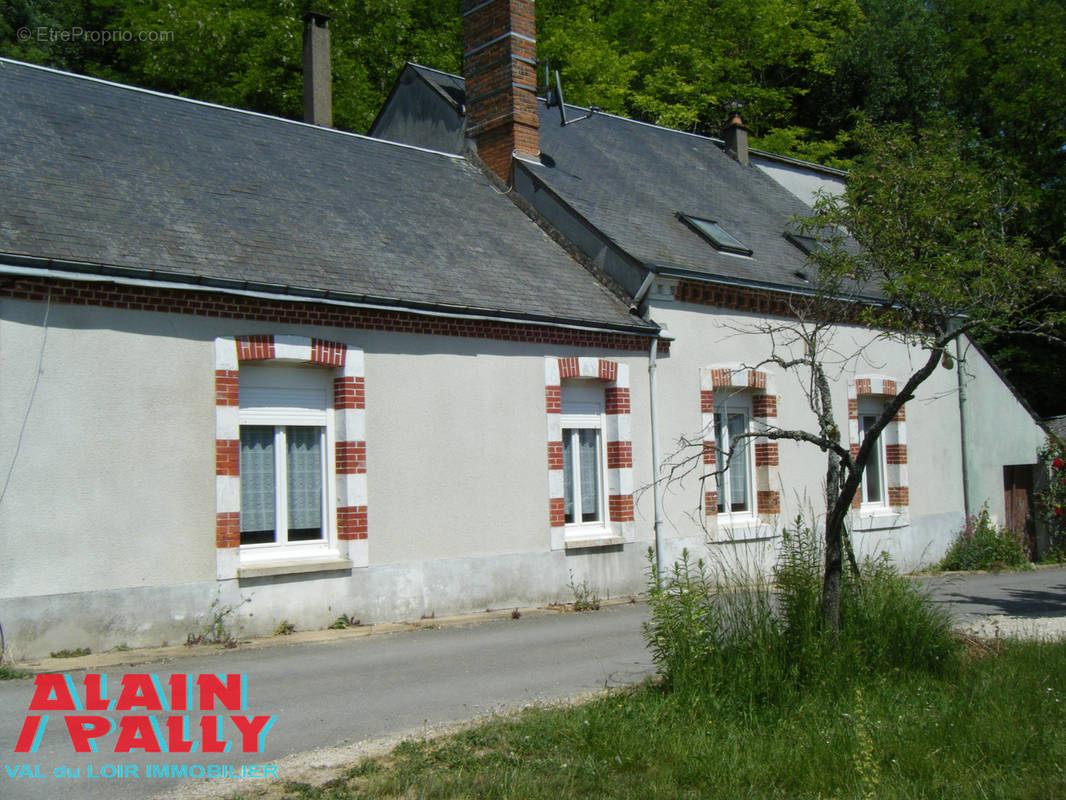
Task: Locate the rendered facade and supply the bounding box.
[0,0,1046,659]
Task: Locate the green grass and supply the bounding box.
[0,664,32,680]
[237,638,1066,799]
[228,522,1065,800]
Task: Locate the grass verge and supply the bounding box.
[233,638,1066,799]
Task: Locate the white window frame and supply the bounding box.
[857,396,889,511]
[560,383,610,540]
[714,393,755,524]
[238,366,337,563]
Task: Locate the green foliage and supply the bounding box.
[329,613,361,629]
[937,0,1066,258]
[0,664,32,680]
[644,521,956,706]
[49,647,91,658]
[539,0,860,152]
[567,571,601,611]
[260,638,1066,799]
[1035,439,1066,561]
[186,594,246,647]
[938,506,1030,571]
[807,117,1062,345]
[815,0,948,134]
[273,619,296,636]
[0,0,461,134]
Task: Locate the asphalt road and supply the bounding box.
[2,566,1064,800]
[919,565,1066,621]
[0,602,655,800]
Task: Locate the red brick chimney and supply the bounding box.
[462,0,540,181]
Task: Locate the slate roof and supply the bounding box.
[0,59,653,332]
[390,64,839,295]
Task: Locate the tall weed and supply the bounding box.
[938,506,1029,571]
[644,518,957,705]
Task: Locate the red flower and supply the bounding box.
[1056,508,1063,517]
[1053,458,1065,469]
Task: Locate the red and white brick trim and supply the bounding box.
[214,335,367,578]
[545,357,634,550]
[699,365,781,536]
[848,375,908,511]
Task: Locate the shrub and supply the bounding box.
[938,506,1029,571]
[1035,438,1066,561]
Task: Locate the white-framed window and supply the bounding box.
[858,397,888,509]
[715,393,754,518]
[238,366,336,561]
[561,382,609,533]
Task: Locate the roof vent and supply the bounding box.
[303,12,332,127]
[724,112,749,166]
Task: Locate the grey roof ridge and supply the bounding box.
[544,103,849,178]
[749,148,849,177]
[0,58,466,163]
[404,62,849,178]
[406,61,463,80]
[0,255,660,335]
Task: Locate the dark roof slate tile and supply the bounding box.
[0,60,651,331]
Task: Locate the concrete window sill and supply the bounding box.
[564,535,625,550]
[237,557,354,579]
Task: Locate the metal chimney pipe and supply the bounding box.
[303,12,332,127]
[724,112,749,166]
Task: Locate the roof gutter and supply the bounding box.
[0,256,660,339]
[649,264,885,307]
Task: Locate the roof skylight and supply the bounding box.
[679,214,752,256]
[784,232,825,256]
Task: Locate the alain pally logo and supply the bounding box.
[6,673,278,781]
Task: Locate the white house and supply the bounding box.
[0,1,1046,660]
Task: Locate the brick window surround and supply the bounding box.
[848,375,909,513]
[214,335,367,578]
[699,365,780,538]
[545,357,634,550]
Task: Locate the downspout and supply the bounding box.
[955,335,972,519]
[650,336,665,585]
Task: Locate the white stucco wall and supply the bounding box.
[751,156,846,208]
[0,296,667,657]
[0,300,217,599]
[644,296,1021,572]
[2,291,1044,659]
[955,337,1046,524]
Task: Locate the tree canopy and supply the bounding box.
[752,116,1062,629]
